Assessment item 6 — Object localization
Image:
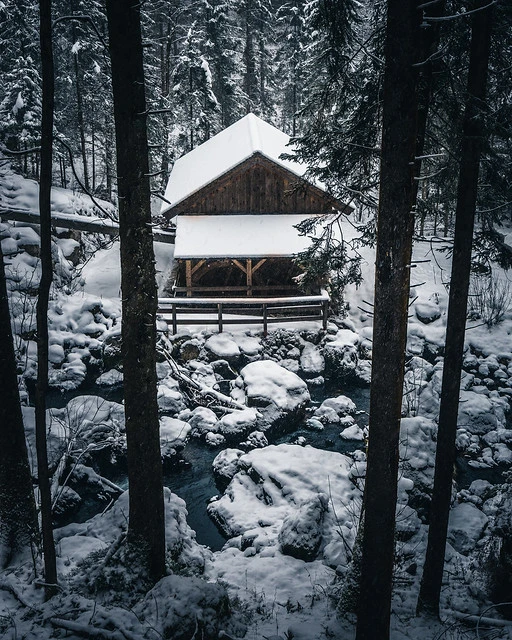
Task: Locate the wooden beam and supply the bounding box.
[191,259,206,276]
[185,259,192,297]
[247,258,252,297]
[252,258,267,273]
[231,259,247,274]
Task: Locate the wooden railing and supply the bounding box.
[157,290,330,335]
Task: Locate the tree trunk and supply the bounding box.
[355,2,419,639]
[244,9,258,113]
[105,0,166,584]
[413,1,446,210]
[417,1,493,617]
[37,0,58,600]
[72,22,90,192]
[0,241,39,570]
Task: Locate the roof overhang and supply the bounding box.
[173,214,321,259]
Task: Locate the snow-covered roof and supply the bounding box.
[161,114,310,215]
[173,214,319,259]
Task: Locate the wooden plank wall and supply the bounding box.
[169,154,336,216]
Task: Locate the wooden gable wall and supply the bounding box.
[166,153,341,217]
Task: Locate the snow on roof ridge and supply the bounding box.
[160,113,311,215]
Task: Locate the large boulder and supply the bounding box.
[204,333,240,366]
[207,444,362,568]
[323,329,360,379]
[313,395,356,424]
[278,493,328,561]
[231,360,310,432]
[448,502,488,554]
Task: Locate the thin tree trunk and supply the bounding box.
[37,0,58,600]
[413,1,446,207]
[355,2,419,639]
[417,1,493,617]
[105,0,166,584]
[72,22,89,191]
[0,241,39,570]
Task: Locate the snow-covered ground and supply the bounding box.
[2,165,512,639]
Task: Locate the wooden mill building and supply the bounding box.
[161,113,346,298]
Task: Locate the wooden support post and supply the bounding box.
[217,303,223,332]
[322,299,328,330]
[185,260,192,297]
[262,303,268,336]
[172,304,177,335]
[247,258,252,297]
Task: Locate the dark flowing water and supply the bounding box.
[44,379,370,550]
[44,378,508,551]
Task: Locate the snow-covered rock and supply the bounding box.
[241,430,268,449]
[339,423,363,440]
[56,489,210,574]
[160,417,191,456]
[219,407,259,439]
[300,343,325,377]
[179,338,201,362]
[208,444,362,568]
[205,432,226,447]
[415,301,441,324]
[448,502,488,554]
[96,368,123,386]
[205,333,240,364]
[183,406,219,435]
[458,389,508,435]
[313,395,356,424]
[157,376,186,414]
[232,360,310,430]
[278,493,328,561]
[212,448,245,484]
[323,329,360,378]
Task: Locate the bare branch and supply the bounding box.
[53,136,117,222]
[52,15,108,50]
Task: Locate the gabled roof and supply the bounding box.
[161,113,311,216]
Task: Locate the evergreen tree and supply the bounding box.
[289,0,381,212]
[0,56,42,155]
[274,0,308,134]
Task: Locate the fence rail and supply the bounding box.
[157,290,330,335]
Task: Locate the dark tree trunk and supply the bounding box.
[0,241,38,570]
[72,22,90,192]
[105,0,166,584]
[355,2,420,639]
[244,12,258,112]
[417,1,493,617]
[413,0,446,207]
[36,0,58,600]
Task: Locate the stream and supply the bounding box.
[43,379,509,551]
